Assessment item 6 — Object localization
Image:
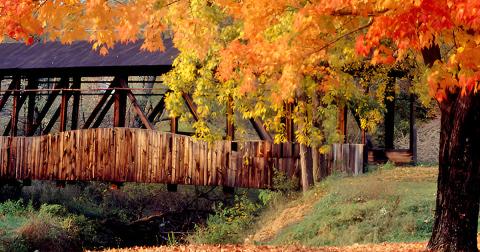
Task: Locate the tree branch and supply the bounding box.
[313,18,374,54]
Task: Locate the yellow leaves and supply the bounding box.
[376,0,401,10]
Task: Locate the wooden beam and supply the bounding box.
[284,102,295,142]
[30,77,69,134]
[171,117,179,133]
[118,77,155,130]
[10,76,20,137]
[4,77,37,136]
[384,78,395,149]
[409,93,417,164]
[42,82,76,134]
[249,118,273,141]
[0,77,16,111]
[147,95,166,123]
[182,93,199,121]
[92,96,115,128]
[82,78,117,129]
[59,89,69,132]
[42,106,61,135]
[26,77,39,136]
[71,76,81,130]
[226,95,234,140]
[113,84,127,127]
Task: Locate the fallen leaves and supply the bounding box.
[96,242,428,252]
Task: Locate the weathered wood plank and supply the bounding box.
[0,128,367,189]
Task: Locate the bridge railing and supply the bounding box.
[0,128,365,189]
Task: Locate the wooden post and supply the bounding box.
[384,78,395,149]
[226,95,234,140]
[171,116,179,133]
[92,96,115,128]
[71,76,81,130]
[284,102,294,142]
[169,113,179,193]
[59,88,69,132]
[43,83,76,134]
[26,77,38,136]
[30,77,69,134]
[83,78,117,129]
[147,95,166,123]
[114,77,127,127]
[224,95,235,195]
[10,75,20,137]
[249,118,273,141]
[118,78,155,130]
[182,93,199,121]
[409,93,417,165]
[4,86,33,136]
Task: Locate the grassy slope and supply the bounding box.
[254,166,438,247]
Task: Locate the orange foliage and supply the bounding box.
[3,0,480,102]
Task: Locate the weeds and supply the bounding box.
[267,167,438,246]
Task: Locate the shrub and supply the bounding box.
[0,200,98,252]
[0,200,32,216]
[189,193,260,244]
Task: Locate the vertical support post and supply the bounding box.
[226,95,235,140]
[26,77,38,136]
[284,102,294,142]
[170,116,179,133]
[224,95,235,195]
[361,130,366,144]
[59,87,69,132]
[409,93,417,165]
[71,76,81,130]
[384,78,395,149]
[114,76,127,127]
[10,75,20,137]
[168,114,178,192]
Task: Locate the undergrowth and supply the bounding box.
[266,165,439,246]
[189,169,299,244]
[189,164,443,247]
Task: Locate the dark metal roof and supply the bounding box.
[0,39,178,76]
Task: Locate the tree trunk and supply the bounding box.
[427,91,480,252]
[312,147,321,182]
[300,144,314,192]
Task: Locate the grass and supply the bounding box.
[256,165,439,247]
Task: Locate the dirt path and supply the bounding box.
[250,201,315,243]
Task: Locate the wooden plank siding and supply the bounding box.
[0,128,365,188]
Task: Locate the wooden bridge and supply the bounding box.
[0,40,387,189]
[0,128,366,189]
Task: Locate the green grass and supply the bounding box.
[263,166,439,247]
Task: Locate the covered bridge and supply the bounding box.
[0,40,320,189]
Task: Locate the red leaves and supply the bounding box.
[0,0,42,43]
[355,35,370,56]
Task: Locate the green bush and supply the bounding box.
[189,193,261,244]
[0,200,32,216]
[0,200,98,252]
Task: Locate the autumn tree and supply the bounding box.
[3,0,480,251]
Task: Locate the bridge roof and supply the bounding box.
[0,39,178,76]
